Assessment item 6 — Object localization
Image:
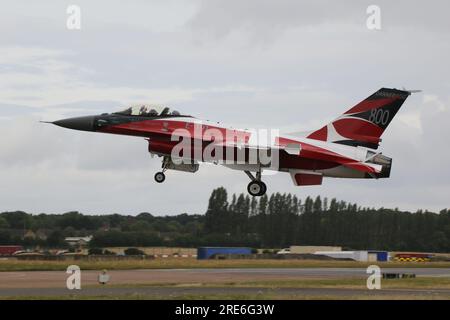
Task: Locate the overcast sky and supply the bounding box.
[0,0,449,215]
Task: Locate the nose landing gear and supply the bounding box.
[154,156,169,183]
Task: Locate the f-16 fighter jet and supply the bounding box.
[46,88,416,196]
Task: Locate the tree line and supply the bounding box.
[205,188,450,252]
[0,187,449,252]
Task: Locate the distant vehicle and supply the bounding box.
[277,248,291,254]
[11,250,28,256]
[0,245,23,256]
[56,250,81,256]
[46,88,417,196]
[13,251,43,256]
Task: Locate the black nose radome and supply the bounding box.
[53,116,95,132]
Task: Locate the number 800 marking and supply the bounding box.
[369,109,390,126]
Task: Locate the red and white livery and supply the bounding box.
[48,88,415,196]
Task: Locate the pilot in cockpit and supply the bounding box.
[160,107,170,116]
[139,105,147,116]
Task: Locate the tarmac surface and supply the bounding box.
[0,268,449,298]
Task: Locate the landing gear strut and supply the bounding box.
[245,169,267,197]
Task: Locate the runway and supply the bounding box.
[0,268,449,289]
[169,268,450,276]
[0,268,448,298]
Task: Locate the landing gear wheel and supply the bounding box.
[154,172,166,183]
[247,181,266,196]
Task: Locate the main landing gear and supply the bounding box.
[245,170,267,197]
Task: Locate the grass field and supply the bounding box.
[1,258,450,271]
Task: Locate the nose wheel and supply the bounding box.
[154,156,170,183]
[154,171,166,183]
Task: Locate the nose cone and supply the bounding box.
[53,116,95,132]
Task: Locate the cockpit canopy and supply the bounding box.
[113,104,181,117]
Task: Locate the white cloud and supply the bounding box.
[0,46,203,107]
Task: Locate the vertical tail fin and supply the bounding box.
[307,88,412,149]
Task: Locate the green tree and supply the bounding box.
[204,187,229,234]
[0,217,9,229]
[47,230,65,247]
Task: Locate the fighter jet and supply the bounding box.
[46,88,416,196]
